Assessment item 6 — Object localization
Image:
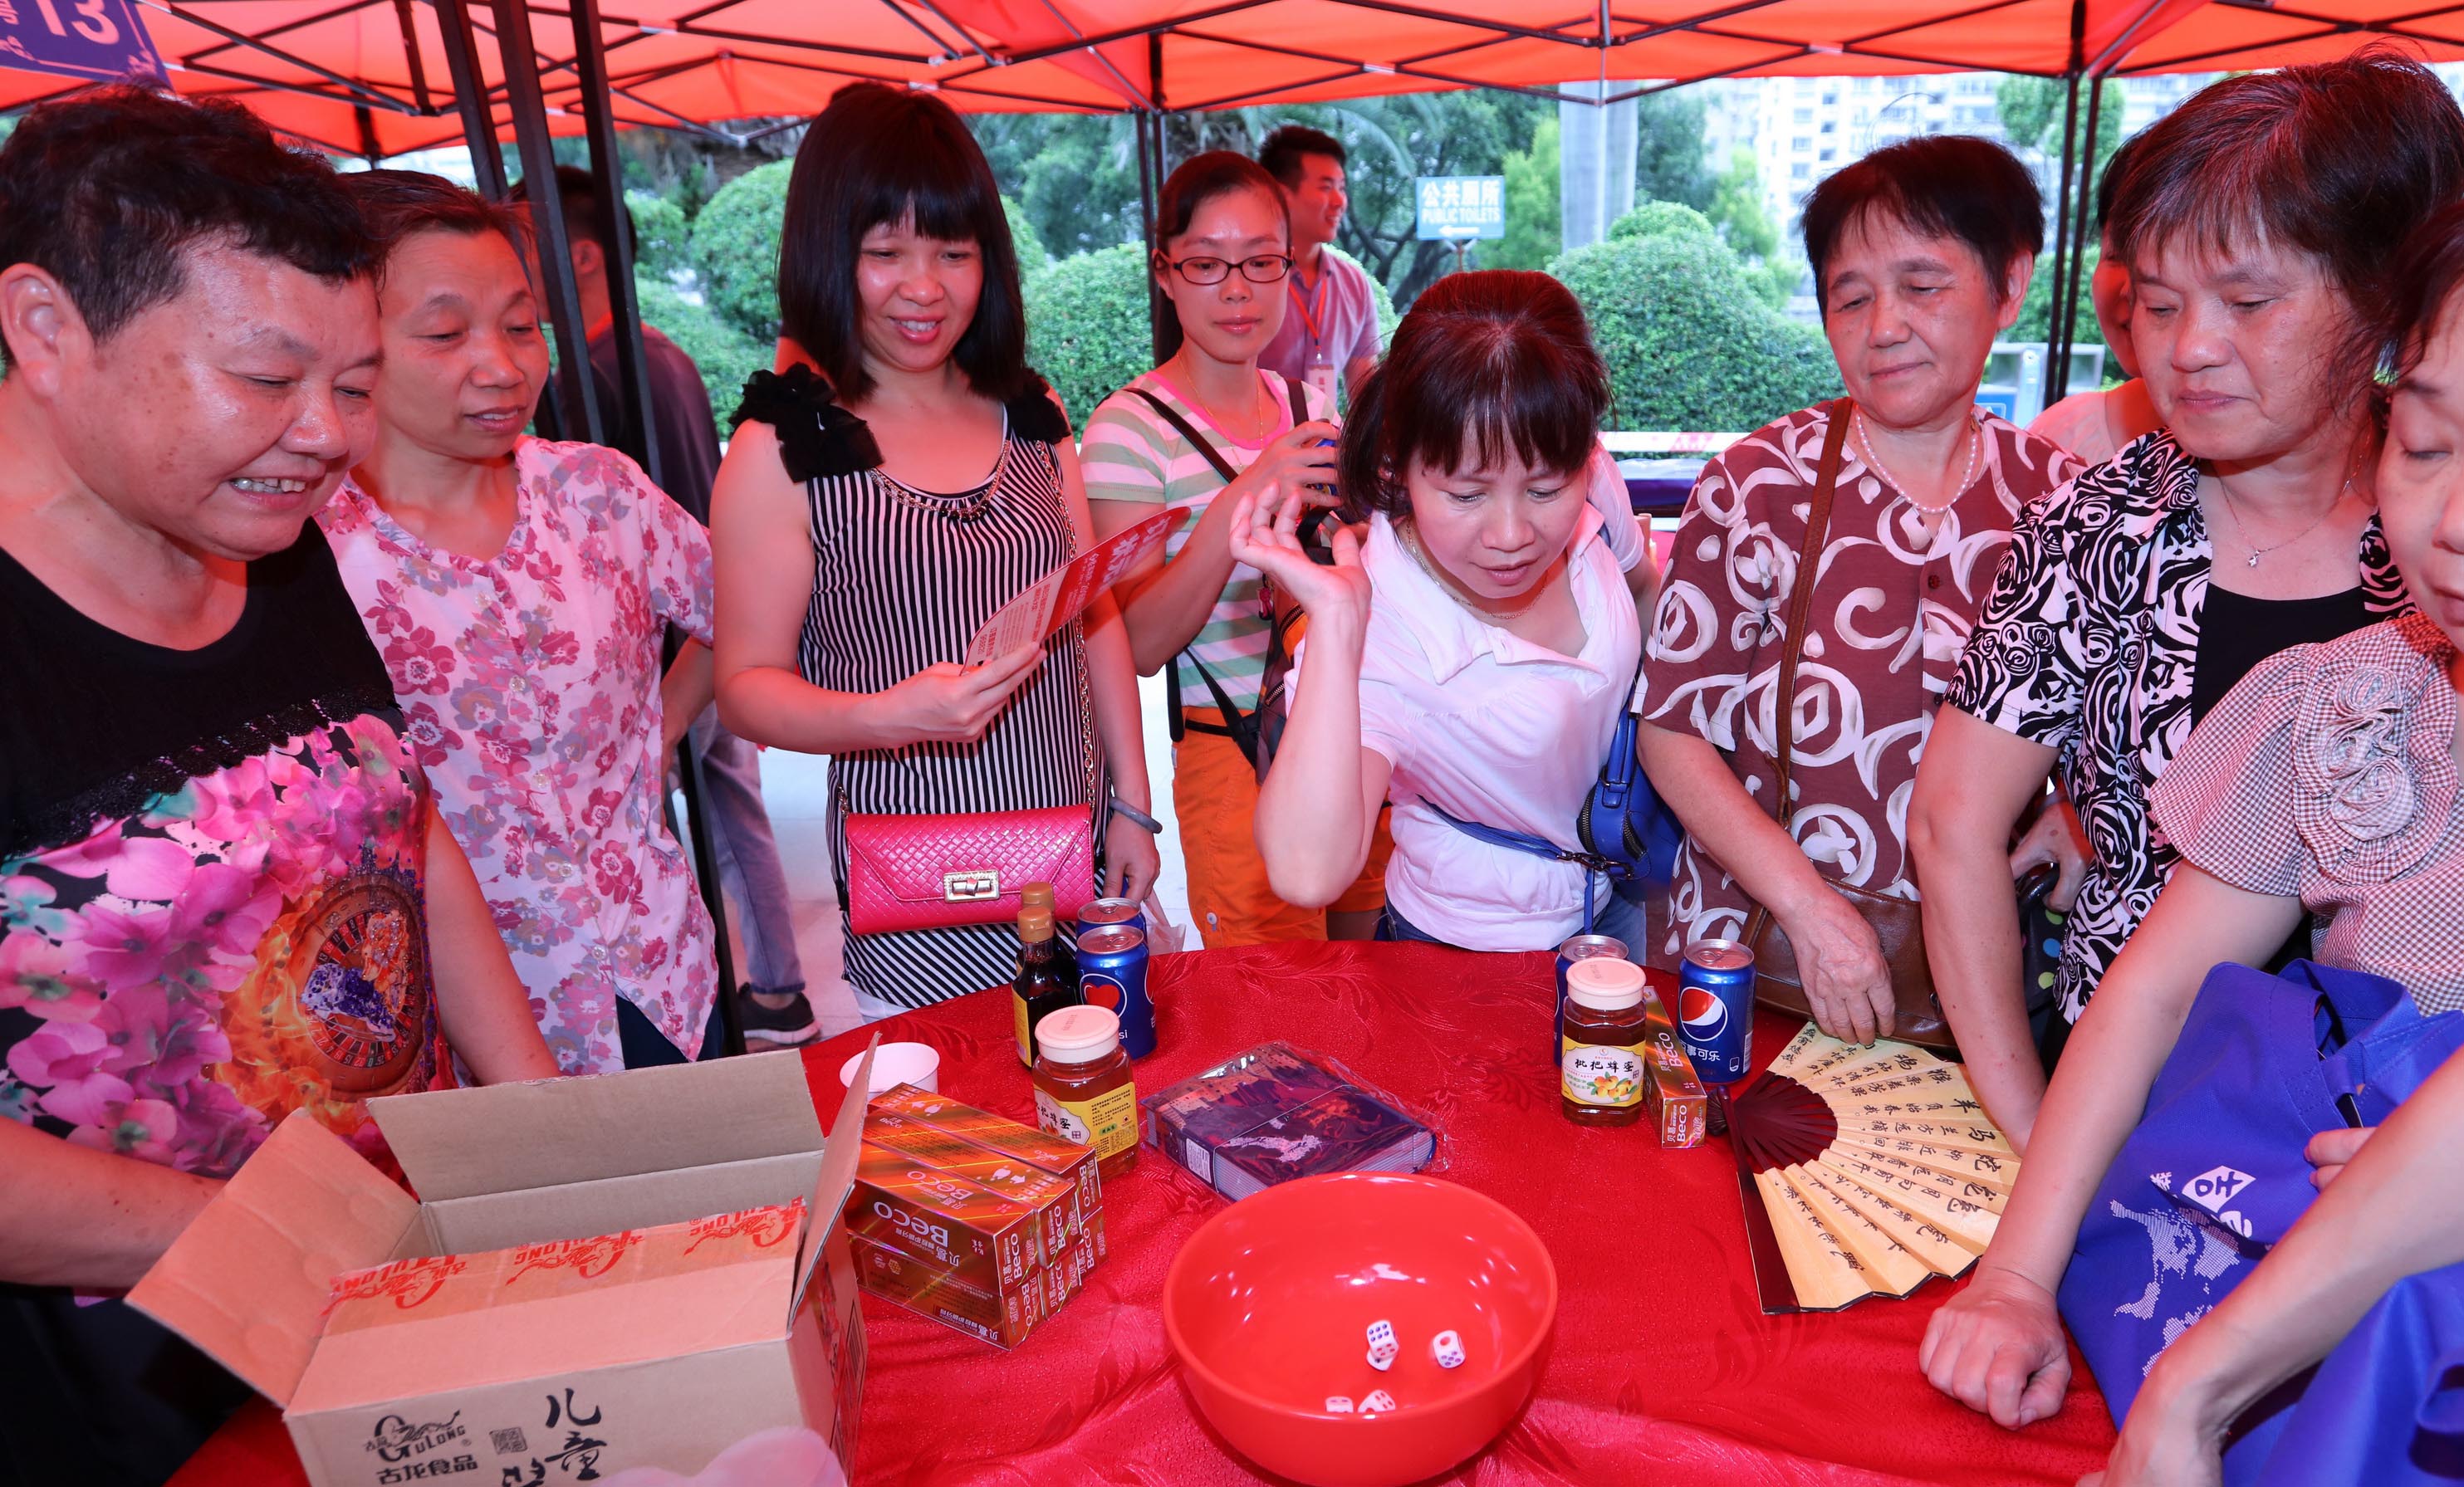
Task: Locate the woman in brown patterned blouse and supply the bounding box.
[1638,135,2083,1044]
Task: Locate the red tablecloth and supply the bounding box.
[173,942,2117,1486]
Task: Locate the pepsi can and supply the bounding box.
[1678,939,1756,1085]
[1075,925,1154,1059]
[1553,934,1628,1061]
[1076,897,1145,942]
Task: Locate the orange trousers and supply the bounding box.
[1173,711,1392,948]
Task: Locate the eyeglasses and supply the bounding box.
[1160,253,1295,286]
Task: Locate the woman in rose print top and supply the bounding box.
[318,173,722,1074]
[1923,203,2464,1485]
[1912,56,2462,1150]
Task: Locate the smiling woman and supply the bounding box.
[316,170,724,1079]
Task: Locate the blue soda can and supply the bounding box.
[1076,897,1145,942]
[1678,939,1756,1085]
[1553,934,1628,1061]
[1075,925,1153,1059]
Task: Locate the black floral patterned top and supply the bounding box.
[1946,430,2409,1021]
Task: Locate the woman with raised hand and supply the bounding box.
[1237,269,1655,951]
[1913,53,2461,1149]
[710,83,1156,1019]
[321,170,721,1074]
[1080,150,1389,947]
[1925,198,2464,1484]
[1639,134,2082,1045]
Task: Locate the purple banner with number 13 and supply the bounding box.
[0,0,166,85]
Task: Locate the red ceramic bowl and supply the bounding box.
[1163,1172,1558,1487]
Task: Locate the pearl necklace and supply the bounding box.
[1854,409,1978,514]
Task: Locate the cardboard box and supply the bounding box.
[870,1083,1101,1220]
[1639,984,1710,1148]
[130,1049,874,1487]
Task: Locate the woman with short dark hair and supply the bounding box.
[1238,269,1657,951]
[1638,134,2082,1044]
[1912,51,2460,1151]
[710,83,1156,1017]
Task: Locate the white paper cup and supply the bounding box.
[844,1041,940,1096]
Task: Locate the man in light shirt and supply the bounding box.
[1256,126,1382,406]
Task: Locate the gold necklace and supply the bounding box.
[2216,477,2353,569]
[1394,518,1549,619]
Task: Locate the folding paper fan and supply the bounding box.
[1728,1023,2020,1314]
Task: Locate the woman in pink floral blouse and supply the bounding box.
[319,173,720,1074]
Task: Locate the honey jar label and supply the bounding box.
[1036,1083,1138,1160]
[1561,1044,1643,1108]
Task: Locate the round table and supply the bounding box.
[174,941,2117,1486]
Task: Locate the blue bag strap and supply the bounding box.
[1422,800,1619,932]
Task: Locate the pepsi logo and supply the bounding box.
[1083,974,1123,1012]
[1680,984,1731,1041]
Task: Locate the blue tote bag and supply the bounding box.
[2058,959,2464,1484]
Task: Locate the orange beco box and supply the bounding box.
[850,1227,1104,1350]
[869,1083,1102,1221]
[1640,980,1711,1148]
[861,1110,1086,1257]
[851,1142,1057,1291]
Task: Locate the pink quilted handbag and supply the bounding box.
[842,805,1097,935]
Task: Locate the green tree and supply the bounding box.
[1006,195,1051,279]
[626,190,693,281]
[1996,77,2124,357]
[1552,229,1838,433]
[1707,148,1778,262]
[1026,244,1154,427]
[634,276,768,428]
[1633,93,1714,211]
[1488,116,1560,273]
[970,113,1145,260]
[689,159,791,343]
[1609,201,1717,245]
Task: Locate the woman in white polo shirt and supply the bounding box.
[1233,270,1654,951]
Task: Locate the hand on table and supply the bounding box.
[2075,1366,2226,1487]
[1920,1264,2071,1429]
[1778,888,1895,1044]
[2305,1125,2375,1190]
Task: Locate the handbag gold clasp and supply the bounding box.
[943,869,1000,902]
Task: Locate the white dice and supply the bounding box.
[1324,1396,1354,1414]
[1359,1390,1397,1413]
[1365,1318,1399,1372]
[1430,1329,1465,1368]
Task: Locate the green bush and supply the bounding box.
[691,159,792,343]
[1026,243,1154,427]
[1552,233,1839,433]
[634,276,770,428]
[1005,195,1049,281]
[1328,243,1398,346]
[1609,201,1718,245]
[626,190,693,281]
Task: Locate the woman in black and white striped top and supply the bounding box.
[709,83,1158,1015]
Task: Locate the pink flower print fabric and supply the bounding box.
[0,712,453,1181]
[320,438,719,1074]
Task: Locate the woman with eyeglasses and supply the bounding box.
[1081,151,1392,946]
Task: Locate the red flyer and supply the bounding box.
[963,508,1184,664]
